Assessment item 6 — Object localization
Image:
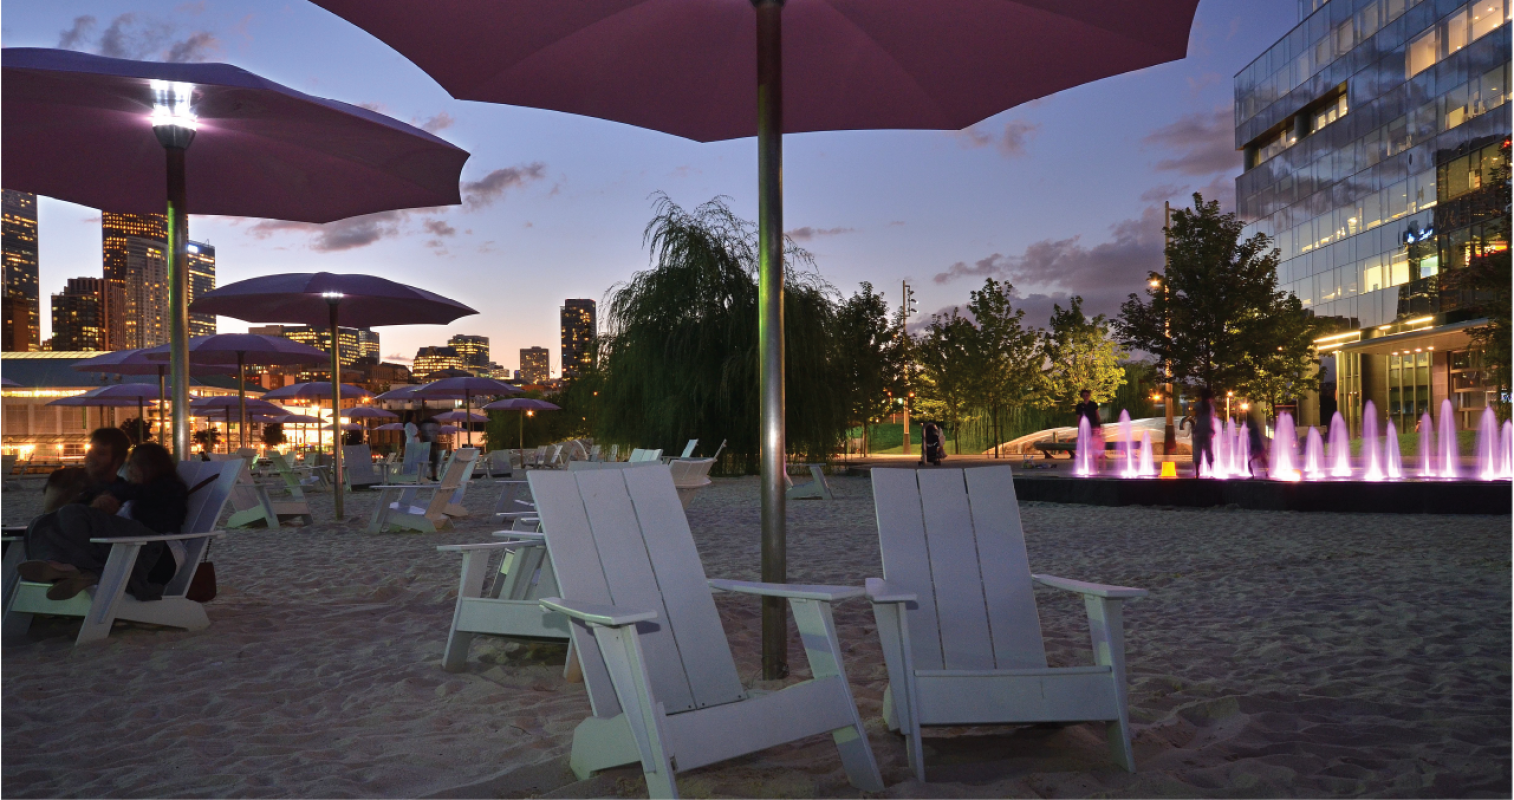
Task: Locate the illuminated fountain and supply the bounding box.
[1361,401,1384,481]
[1438,399,1459,479]
[1270,412,1299,480]
[1138,430,1156,476]
[1119,411,1138,478]
[1385,420,1404,479]
[1477,406,1501,481]
[1504,421,1514,479]
[1236,421,1252,477]
[1303,426,1325,480]
[1328,412,1352,477]
[1074,416,1095,477]
[1419,412,1436,478]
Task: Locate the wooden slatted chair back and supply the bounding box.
[680,439,698,458]
[871,467,1047,672]
[400,441,431,477]
[423,448,477,516]
[344,445,380,486]
[180,459,242,535]
[669,458,715,488]
[530,466,746,719]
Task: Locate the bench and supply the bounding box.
[1032,441,1077,459]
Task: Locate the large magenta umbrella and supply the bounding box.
[482,397,560,452]
[2,47,470,463]
[48,384,167,438]
[317,0,1202,677]
[143,334,330,449]
[265,381,373,464]
[190,396,285,453]
[412,376,519,448]
[73,349,234,444]
[192,273,476,519]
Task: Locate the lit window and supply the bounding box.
[1407,28,1437,77]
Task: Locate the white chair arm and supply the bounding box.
[1032,573,1147,600]
[539,597,657,627]
[708,578,865,603]
[491,530,546,541]
[436,541,541,553]
[88,531,225,545]
[864,577,918,604]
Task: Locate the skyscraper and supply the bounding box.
[519,346,550,384]
[102,212,169,349]
[449,334,490,369]
[51,278,107,352]
[560,298,596,379]
[247,324,379,366]
[3,189,40,351]
[1235,0,1510,432]
[413,345,465,376]
[188,240,217,338]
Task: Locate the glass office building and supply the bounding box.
[1236,0,1510,432]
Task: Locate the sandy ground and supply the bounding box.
[2,472,1510,799]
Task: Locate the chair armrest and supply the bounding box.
[1032,573,1147,600]
[436,541,541,553]
[539,597,657,627]
[708,578,865,603]
[491,530,545,541]
[864,577,917,604]
[89,531,226,545]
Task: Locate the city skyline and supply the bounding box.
[6,0,1297,373]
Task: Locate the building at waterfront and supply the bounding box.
[102,213,168,349]
[1235,0,1510,432]
[247,324,380,366]
[412,345,465,377]
[518,346,550,384]
[51,278,108,352]
[448,334,503,375]
[560,298,596,379]
[188,241,217,338]
[3,189,40,351]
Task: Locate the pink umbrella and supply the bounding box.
[373,422,408,431]
[192,273,476,519]
[72,349,235,444]
[2,47,470,462]
[317,0,1202,678]
[431,410,489,423]
[143,334,330,449]
[414,376,519,447]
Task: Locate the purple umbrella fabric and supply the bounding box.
[189,273,476,329]
[1,47,469,220]
[430,410,489,423]
[482,397,561,452]
[314,0,1199,143]
[264,382,373,401]
[1,377,19,387]
[73,350,236,377]
[346,406,399,419]
[413,376,517,447]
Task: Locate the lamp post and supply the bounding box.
[1160,200,1176,457]
[322,292,347,520]
[151,80,197,461]
[1226,390,1234,421]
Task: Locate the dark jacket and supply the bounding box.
[119,475,190,535]
[1074,399,1101,429]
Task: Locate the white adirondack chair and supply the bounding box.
[589,444,602,462]
[261,453,316,524]
[674,439,698,459]
[493,479,538,526]
[606,444,620,462]
[866,467,1148,779]
[530,466,884,799]
[368,448,478,533]
[438,529,571,672]
[786,464,835,500]
[384,440,432,484]
[439,448,480,518]
[668,458,715,508]
[344,444,383,490]
[484,450,514,478]
[226,467,279,528]
[2,460,242,645]
[627,448,663,463]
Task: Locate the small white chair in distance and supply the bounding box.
[866,466,1147,780]
[530,466,883,799]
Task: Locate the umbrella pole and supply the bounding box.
[137,397,144,445]
[328,301,345,519]
[755,0,788,681]
[162,140,194,461]
[158,365,168,446]
[237,352,247,451]
[466,390,472,448]
[519,410,524,453]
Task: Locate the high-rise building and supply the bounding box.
[247,324,379,366]
[1235,0,1509,432]
[560,298,596,379]
[519,346,551,384]
[3,189,40,351]
[103,212,170,349]
[51,278,108,352]
[413,345,465,377]
[449,334,490,368]
[188,240,217,338]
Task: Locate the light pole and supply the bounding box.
[900,280,916,457]
[1226,390,1234,420]
[1160,200,1176,457]
[150,80,197,461]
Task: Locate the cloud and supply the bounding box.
[957,120,1040,158]
[1143,107,1239,176]
[59,12,219,62]
[356,101,387,114]
[669,165,700,179]
[1139,183,1187,203]
[461,163,547,209]
[786,226,855,241]
[887,220,906,227]
[246,211,407,252]
[416,112,454,134]
[423,219,456,237]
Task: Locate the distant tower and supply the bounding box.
[449,334,490,372]
[248,323,378,367]
[413,345,465,377]
[560,298,596,379]
[2,189,40,351]
[103,212,171,349]
[51,277,108,351]
[519,347,550,384]
[187,240,217,338]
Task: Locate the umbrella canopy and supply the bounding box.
[1,377,19,387]
[482,398,561,412]
[1,48,469,220]
[412,376,519,397]
[430,409,489,423]
[278,414,324,425]
[264,382,372,401]
[72,349,235,376]
[47,387,157,407]
[419,368,475,380]
[191,396,285,415]
[326,422,366,431]
[346,406,399,420]
[373,422,408,431]
[191,272,476,520]
[436,425,466,435]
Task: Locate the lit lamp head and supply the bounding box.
[149,80,197,150]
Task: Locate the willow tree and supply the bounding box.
[596,194,845,471]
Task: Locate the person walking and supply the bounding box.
[923,422,946,466]
[1191,387,1216,477]
[1074,389,1102,463]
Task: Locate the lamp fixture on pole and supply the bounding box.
[151,79,197,461]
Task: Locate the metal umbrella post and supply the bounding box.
[326,295,346,519]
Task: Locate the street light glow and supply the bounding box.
[149,80,197,130]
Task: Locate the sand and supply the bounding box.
[2,472,1510,798]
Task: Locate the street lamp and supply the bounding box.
[1226,390,1234,420]
[150,80,197,461]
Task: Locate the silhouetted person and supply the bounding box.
[1192,388,1216,477]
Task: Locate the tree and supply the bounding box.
[834,282,906,455]
[596,194,844,471]
[1445,249,1512,417]
[1117,193,1318,403]
[119,417,148,445]
[262,423,285,448]
[1041,295,1127,411]
[914,308,978,453]
[966,279,1043,456]
[193,427,221,453]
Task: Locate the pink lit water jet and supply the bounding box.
[1074,416,1095,477]
[1418,412,1436,478]
[1209,415,1230,479]
[1119,410,1137,478]
[1361,401,1384,481]
[1438,399,1458,479]
[1303,427,1325,480]
[1476,406,1500,480]
[1270,412,1298,480]
[1385,419,1403,479]
[1138,430,1155,477]
[1328,411,1352,477]
[1503,421,1514,479]
[1236,422,1252,477]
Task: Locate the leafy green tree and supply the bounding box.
[261,422,285,448]
[118,417,148,445]
[1041,295,1127,411]
[914,308,979,453]
[966,279,1043,456]
[834,282,906,455]
[595,194,844,471]
[1118,193,1316,400]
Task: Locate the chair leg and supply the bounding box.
[790,598,885,793]
[871,600,924,781]
[591,624,678,798]
[443,550,491,672]
[76,542,139,645]
[1084,594,1137,772]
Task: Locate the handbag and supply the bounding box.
[186,560,217,602]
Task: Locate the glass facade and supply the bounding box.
[51,277,107,352]
[560,298,596,379]
[519,347,550,384]
[3,189,40,351]
[187,241,217,338]
[1236,0,1510,431]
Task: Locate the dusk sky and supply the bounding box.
[6,0,1297,376]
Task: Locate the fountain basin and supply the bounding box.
[1010,474,1510,515]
